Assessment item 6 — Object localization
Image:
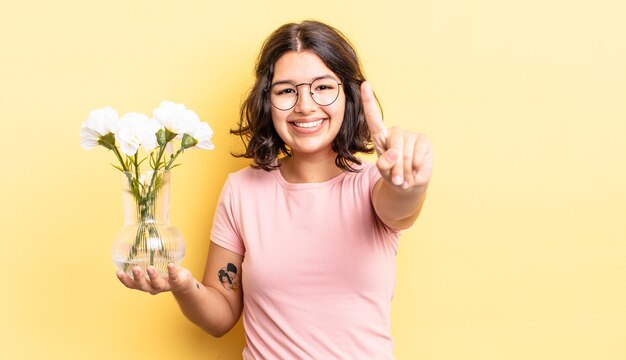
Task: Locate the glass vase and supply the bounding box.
[112,170,185,279]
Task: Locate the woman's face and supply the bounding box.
[270,50,345,157]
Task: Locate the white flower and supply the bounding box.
[81,101,215,176]
[189,121,215,150]
[79,106,119,150]
[114,113,162,156]
[142,118,163,151]
[153,101,200,136]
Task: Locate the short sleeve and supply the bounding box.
[210,177,246,256]
[365,161,383,196]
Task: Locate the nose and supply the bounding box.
[293,84,317,114]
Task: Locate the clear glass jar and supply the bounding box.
[112,170,185,278]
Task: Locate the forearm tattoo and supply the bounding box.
[218,263,241,291]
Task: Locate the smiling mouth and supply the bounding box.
[292,119,324,128]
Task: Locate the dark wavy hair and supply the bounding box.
[231,20,378,172]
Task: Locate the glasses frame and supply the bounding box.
[266,77,343,111]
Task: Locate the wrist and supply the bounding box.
[172,278,201,298]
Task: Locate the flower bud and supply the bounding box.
[181,133,198,149]
[165,128,177,142]
[156,129,167,146]
[98,133,117,150]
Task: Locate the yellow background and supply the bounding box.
[1,0,625,359]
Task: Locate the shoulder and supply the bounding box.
[225,165,277,191]
[229,165,275,179]
[215,165,278,215]
[346,160,378,177]
[342,160,381,191]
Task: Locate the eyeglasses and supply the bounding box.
[267,77,343,111]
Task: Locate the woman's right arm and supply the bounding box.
[117,242,244,337]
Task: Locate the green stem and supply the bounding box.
[112,147,129,172]
[146,145,166,199]
[123,143,177,272]
[165,148,185,170]
[122,168,172,272]
[134,153,140,186]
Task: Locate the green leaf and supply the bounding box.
[110,163,125,172]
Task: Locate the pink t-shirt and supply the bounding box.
[211,162,400,359]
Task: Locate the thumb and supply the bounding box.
[167,264,196,293]
[167,263,181,283]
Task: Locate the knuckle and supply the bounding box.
[404,163,414,174]
[392,165,403,176]
[151,283,163,291]
[404,131,413,140]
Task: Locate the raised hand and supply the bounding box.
[361,81,433,190]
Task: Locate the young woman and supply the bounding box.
[117,20,433,359]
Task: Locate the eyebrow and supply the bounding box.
[271,74,339,86]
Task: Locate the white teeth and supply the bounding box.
[293,120,323,128]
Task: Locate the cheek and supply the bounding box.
[271,109,285,129]
[330,98,346,123]
[336,93,347,114]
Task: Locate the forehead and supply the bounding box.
[272,50,338,82]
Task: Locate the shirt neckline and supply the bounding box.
[272,166,348,190]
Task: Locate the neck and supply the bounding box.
[279,152,343,183]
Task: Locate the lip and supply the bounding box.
[288,118,327,133]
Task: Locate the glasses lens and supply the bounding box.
[269,83,298,110]
[311,78,340,106]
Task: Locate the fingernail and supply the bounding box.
[402,181,410,189]
[392,175,403,185]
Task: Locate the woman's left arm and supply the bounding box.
[362,82,434,230]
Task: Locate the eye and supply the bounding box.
[271,83,297,96]
[313,79,338,92]
[276,88,296,95]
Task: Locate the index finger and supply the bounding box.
[361,81,387,154]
